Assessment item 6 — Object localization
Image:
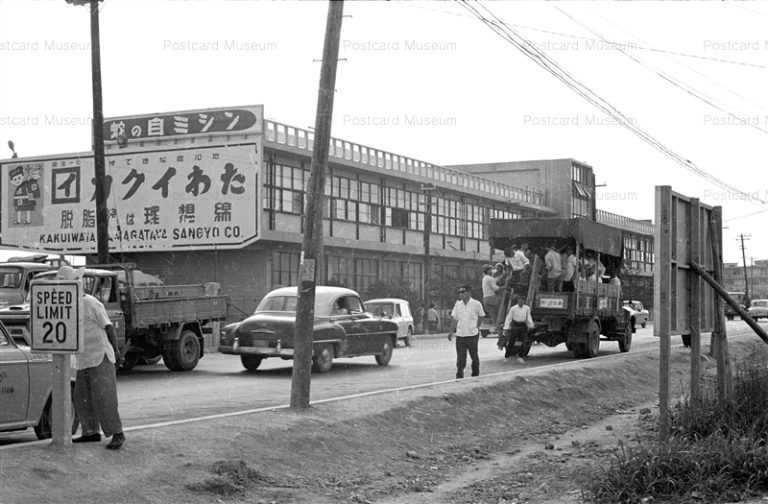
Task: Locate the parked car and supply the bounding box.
[363,298,414,347]
[748,299,768,321]
[0,321,78,440]
[622,300,649,329]
[219,286,399,373]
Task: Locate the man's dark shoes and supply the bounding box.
[106,432,125,450]
[73,433,101,443]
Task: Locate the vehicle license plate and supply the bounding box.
[539,297,565,309]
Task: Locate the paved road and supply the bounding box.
[2,320,763,446]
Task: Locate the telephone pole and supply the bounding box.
[738,234,751,303]
[421,183,436,311]
[66,0,110,263]
[290,0,344,410]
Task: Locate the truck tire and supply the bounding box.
[240,354,263,372]
[619,322,632,353]
[573,320,600,358]
[164,330,200,371]
[34,385,79,440]
[312,344,334,373]
[120,351,141,372]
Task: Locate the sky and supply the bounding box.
[1,0,768,264]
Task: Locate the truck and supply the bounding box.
[490,217,633,358]
[0,263,229,372]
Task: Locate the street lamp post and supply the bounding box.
[66,0,110,264]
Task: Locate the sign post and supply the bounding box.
[30,279,83,447]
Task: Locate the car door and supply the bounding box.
[331,295,367,356]
[0,324,30,425]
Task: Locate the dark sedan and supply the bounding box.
[218,286,399,373]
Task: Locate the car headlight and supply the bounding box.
[219,324,238,345]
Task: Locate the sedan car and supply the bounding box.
[0,321,77,440]
[363,298,414,347]
[748,299,768,321]
[218,286,400,373]
[622,300,649,329]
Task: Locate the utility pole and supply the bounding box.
[290,0,344,410]
[66,0,110,264]
[738,234,751,304]
[421,184,436,311]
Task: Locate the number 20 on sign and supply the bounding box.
[30,280,83,353]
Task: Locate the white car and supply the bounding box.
[364,298,414,347]
[748,299,768,321]
[622,300,649,329]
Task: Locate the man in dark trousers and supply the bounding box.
[448,284,485,378]
[59,266,127,450]
[502,295,535,364]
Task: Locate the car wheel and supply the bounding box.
[619,320,632,353]
[240,354,263,372]
[34,386,80,440]
[312,344,334,373]
[375,336,394,366]
[165,330,201,371]
[404,327,413,347]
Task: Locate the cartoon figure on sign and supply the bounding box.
[8,164,42,226]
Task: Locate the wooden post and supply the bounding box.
[689,199,701,402]
[705,206,732,400]
[655,186,672,440]
[51,354,72,447]
[290,0,344,410]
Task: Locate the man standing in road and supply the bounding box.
[59,266,126,450]
[448,285,485,379]
[502,295,535,364]
[544,244,563,292]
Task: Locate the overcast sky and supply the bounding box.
[1,0,767,264]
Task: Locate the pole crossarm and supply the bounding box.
[690,261,768,344]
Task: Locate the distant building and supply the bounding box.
[724,260,768,300]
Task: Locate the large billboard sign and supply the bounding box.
[1,142,261,253]
[103,105,263,144]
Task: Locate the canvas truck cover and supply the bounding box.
[489,217,624,258]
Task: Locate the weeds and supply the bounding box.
[587,348,768,503]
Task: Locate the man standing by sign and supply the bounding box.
[59,266,126,450]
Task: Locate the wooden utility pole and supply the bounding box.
[290,0,344,410]
[421,184,436,311]
[656,186,672,440]
[688,198,701,402]
[738,234,751,305]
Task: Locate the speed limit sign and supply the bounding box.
[30,280,83,353]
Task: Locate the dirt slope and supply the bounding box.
[0,339,760,504]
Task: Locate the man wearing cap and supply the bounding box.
[481,264,501,327]
[59,266,126,450]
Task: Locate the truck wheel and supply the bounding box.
[34,386,79,440]
[585,320,600,357]
[619,322,632,353]
[120,351,140,372]
[165,330,200,371]
[240,354,263,372]
[375,336,394,366]
[312,344,334,373]
[404,327,413,347]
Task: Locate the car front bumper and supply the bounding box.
[218,337,294,357]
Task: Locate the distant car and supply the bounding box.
[218,286,399,373]
[622,300,649,329]
[363,298,414,347]
[0,321,78,440]
[748,299,768,321]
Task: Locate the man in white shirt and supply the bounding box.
[481,264,501,326]
[544,244,563,292]
[58,266,126,450]
[502,295,535,363]
[448,285,485,379]
[562,247,578,292]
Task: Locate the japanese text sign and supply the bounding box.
[104,105,263,144]
[30,280,83,353]
[1,143,261,252]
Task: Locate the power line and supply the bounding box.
[553,5,768,136]
[455,0,768,206]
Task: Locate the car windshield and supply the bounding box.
[0,267,22,289]
[753,300,768,308]
[365,302,394,317]
[256,295,298,312]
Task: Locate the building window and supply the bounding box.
[272,251,300,287]
[327,256,353,287]
[355,258,379,293]
[265,163,307,215]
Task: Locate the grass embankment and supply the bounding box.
[589,345,768,503]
